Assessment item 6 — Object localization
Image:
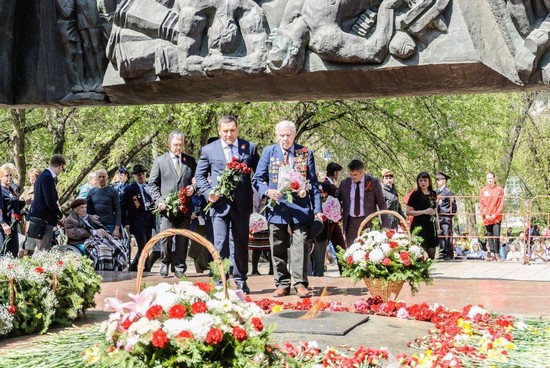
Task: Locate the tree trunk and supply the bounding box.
[10,109,27,186]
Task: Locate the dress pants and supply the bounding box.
[269,222,309,289]
[211,206,249,284]
[438,218,453,258]
[345,216,366,246]
[160,216,190,272]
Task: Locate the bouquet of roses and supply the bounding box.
[153,186,191,218]
[322,195,342,222]
[338,229,432,294]
[204,157,252,212]
[265,167,311,210]
[89,281,277,367]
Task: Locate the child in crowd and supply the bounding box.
[530,239,548,262]
[466,241,486,260]
[506,242,523,261]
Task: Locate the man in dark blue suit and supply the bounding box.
[195,115,259,294]
[27,154,66,253]
[121,164,156,271]
[253,120,322,298]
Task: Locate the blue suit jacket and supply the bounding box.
[28,169,63,226]
[252,143,322,225]
[195,138,259,216]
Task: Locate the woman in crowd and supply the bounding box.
[405,172,438,259]
[0,164,28,257]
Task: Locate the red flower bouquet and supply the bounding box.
[204,157,251,212]
[153,186,191,218]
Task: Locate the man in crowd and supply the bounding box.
[435,171,457,260]
[253,120,322,298]
[121,164,155,271]
[196,115,259,294]
[381,168,405,230]
[86,168,122,238]
[26,154,66,253]
[149,131,196,278]
[337,160,388,246]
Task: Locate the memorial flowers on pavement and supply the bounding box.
[0,250,101,336]
[338,229,432,294]
[93,280,275,367]
[204,157,252,212]
[153,186,192,218]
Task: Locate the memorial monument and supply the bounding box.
[1,0,550,106]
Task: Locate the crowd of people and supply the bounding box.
[1,116,547,299]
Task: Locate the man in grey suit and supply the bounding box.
[337,160,389,246]
[149,131,196,278]
[195,115,259,294]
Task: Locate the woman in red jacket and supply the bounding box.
[479,172,505,261]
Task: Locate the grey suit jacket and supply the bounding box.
[337,174,389,231]
[149,152,194,206]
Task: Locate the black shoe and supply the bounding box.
[251,270,261,275]
[236,281,250,295]
[174,269,185,278]
[160,264,169,278]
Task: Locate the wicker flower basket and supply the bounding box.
[136,228,228,299]
[358,209,410,302]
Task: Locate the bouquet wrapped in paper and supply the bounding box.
[249,213,268,234]
[265,167,311,211]
[322,195,342,222]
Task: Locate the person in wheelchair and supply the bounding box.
[64,198,128,271]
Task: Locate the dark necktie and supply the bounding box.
[354,182,361,216]
[283,150,289,165]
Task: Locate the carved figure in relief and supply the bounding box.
[107,0,268,79]
[75,0,107,91]
[55,0,86,93]
[507,0,550,83]
[267,0,451,74]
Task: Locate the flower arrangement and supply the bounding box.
[0,250,101,336]
[91,280,276,367]
[154,186,192,218]
[338,229,432,294]
[204,157,252,212]
[322,195,341,222]
[249,213,268,235]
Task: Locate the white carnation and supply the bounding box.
[380,243,391,255]
[409,245,423,258]
[129,317,161,335]
[369,248,384,264]
[163,319,193,337]
[352,249,366,263]
[155,291,179,310]
[373,232,387,244]
[188,313,215,341]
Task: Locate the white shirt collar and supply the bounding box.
[47,167,57,179]
[221,139,239,149]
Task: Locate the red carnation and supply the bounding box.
[56,260,64,267]
[301,147,308,153]
[8,304,15,314]
[194,282,214,294]
[205,327,223,345]
[191,301,208,314]
[146,305,164,320]
[233,326,248,341]
[385,230,395,239]
[178,330,193,339]
[120,315,137,330]
[364,253,370,260]
[389,241,398,249]
[381,257,392,266]
[346,256,353,265]
[34,266,44,274]
[251,317,264,332]
[168,304,187,319]
[151,329,169,348]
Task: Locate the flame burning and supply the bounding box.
[298,287,329,320]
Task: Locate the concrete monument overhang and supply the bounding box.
[1,0,549,107]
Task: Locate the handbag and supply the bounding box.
[27,217,47,239]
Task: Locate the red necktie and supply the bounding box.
[354,182,361,216]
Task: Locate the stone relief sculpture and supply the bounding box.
[267,0,451,74]
[55,0,110,99]
[506,0,550,83]
[107,0,269,79]
[107,0,451,80]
